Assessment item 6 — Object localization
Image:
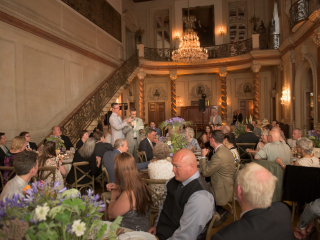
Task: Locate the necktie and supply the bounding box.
[177,183,184,189]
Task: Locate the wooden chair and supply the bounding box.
[136,150,148,163]
[101,192,111,221]
[67,162,94,192]
[0,166,15,192]
[95,172,104,192]
[205,212,221,240]
[32,166,56,184]
[142,178,167,227]
[236,143,256,163]
[101,165,111,183]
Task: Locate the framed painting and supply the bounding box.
[182,5,215,47]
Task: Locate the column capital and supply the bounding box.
[219,67,227,77]
[137,70,146,80]
[169,70,177,80]
[278,61,284,71]
[251,63,261,73]
[290,50,296,63]
[313,27,320,46]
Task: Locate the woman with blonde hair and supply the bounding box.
[246,130,269,155]
[186,127,201,151]
[38,141,67,190]
[106,152,151,231]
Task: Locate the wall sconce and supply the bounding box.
[280,87,290,105]
[173,32,180,40]
[177,96,183,107]
[219,27,224,36]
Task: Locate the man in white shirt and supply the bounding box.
[109,103,132,146]
[209,108,222,125]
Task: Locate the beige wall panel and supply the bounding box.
[61,5,96,46]
[67,62,84,104]
[96,28,121,58]
[84,67,108,90]
[0,38,17,130]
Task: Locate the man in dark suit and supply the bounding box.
[93,131,113,158]
[45,126,74,150]
[0,132,8,166]
[150,121,161,136]
[211,163,294,240]
[102,138,149,183]
[236,124,260,144]
[233,109,243,123]
[139,129,157,161]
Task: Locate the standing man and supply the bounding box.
[0,132,8,166]
[233,109,243,123]
[209,108,222,125]
[109,103,132,146]
[150,121,161,136]
[123,108,144,162]
[45,126,74,150]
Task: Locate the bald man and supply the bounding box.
[148,149,214,240]
[255,130,292,165]
[211,163,294,240]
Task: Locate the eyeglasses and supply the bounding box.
[113,107,119,110]
[26,135,31,137]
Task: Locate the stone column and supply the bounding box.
[251,63,261,121]
[170,70,177,117]
[219,67,227,121]
[137,70,146,123]
[313,27,320,126]
[290,50,296,122]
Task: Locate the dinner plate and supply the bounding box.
[117,231,157,240]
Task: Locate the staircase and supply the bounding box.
[40,51,140,146]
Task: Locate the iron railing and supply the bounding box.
[290,0,309,28]
[269,34,280,49]
[41,51,139,145]
[144,48,173,62]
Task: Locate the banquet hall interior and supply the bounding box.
[1,0,320,238]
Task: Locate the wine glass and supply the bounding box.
[70,147,75,154]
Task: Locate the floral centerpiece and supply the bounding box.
[307,130,320,148]
[158,117,192,156]
[234,115,252,137]
[0,181,122,240]
[45,135,65,150]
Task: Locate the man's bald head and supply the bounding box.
[172,149,197,182]
[221,125,231,134]
[269,129,280,141]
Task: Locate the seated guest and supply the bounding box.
[294,198,320,239]
[209,108,222,125]
[200,125,212,148]
[89,127,100,138]
[223,133,240,163]
[0,132,8,166]
[287,128,302,149]
[148,142,175,207]
[255,130,292,165]
[275,138,320,169]
[277,122,286,140]
[0,151,38,201]
[272,126,286,143]
[45,126,74,150]
[210,124,215,131]
[105,128,112,144]
[148,149,214,239]
[106,152,151,231]
[215,124,222,130]
[3,136,28,185]
[252,120,261,138]
[232,109,243,123]
[200,130,234,220]
[246,130,269,156]
[76,130,89,149]
[271,120,278,128]
[262,124,272,131]
[139,129,157,161]
[38,141,67,190]
[230,123,235,133]
[103,138,149,183]
[66,138,101,185]
[186,127,201,151]
[150,121,161,136]
[19,132,38,151]
[211,163,294,240]
[221,125,231,134]
[93,131,113,159]
[235,124,260,144]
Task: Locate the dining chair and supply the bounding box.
[205,212,221,240]
[236,143,256,163]
[67,162,94,193]
[0,166,15,192]
[136,150,147,163]
[32,166,56,184]
[101,192,111,221]
[101,165,111,184]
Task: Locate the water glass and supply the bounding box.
[70,147,75,154]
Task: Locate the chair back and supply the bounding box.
[33,166,56,184]
[101,165,111,183]
[205,212,221,240]
[136,150,147,163]
[236,143,256,163]
[0,166,15,191]
[68,161,94,191]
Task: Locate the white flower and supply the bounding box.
[167,141,172,145]
[71,219,86,237]
[34,203,50,221]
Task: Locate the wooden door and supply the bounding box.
[148,102,165,126]
[238,99,253,121]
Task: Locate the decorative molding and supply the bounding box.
[236,80,254,98]
[278,61,284,71]
[137,70,146,80]
[301,44,308,60]
[251,63,261,73]
[169,70,177,80]
[189,82,212,99]
[289,50,296,63]
[219,67,227,77]
[313,27,320,46]
[146,84,168,101]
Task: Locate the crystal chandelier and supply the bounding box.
[172,3,208,63]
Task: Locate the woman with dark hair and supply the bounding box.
[106,152,151,231]
[200,125,212,148]
[76,130,89,149]
[223,133,240,163]
[19,132,38,151]
[38,141,66,190]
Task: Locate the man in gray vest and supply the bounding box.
[148,149,214,240]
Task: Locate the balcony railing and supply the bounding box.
[290,0,309,30]
[144,38,253,62]
[269,34,280,49]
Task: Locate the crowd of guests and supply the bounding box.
[1,104,320,239]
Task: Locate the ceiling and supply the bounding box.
[132,0,154,2]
